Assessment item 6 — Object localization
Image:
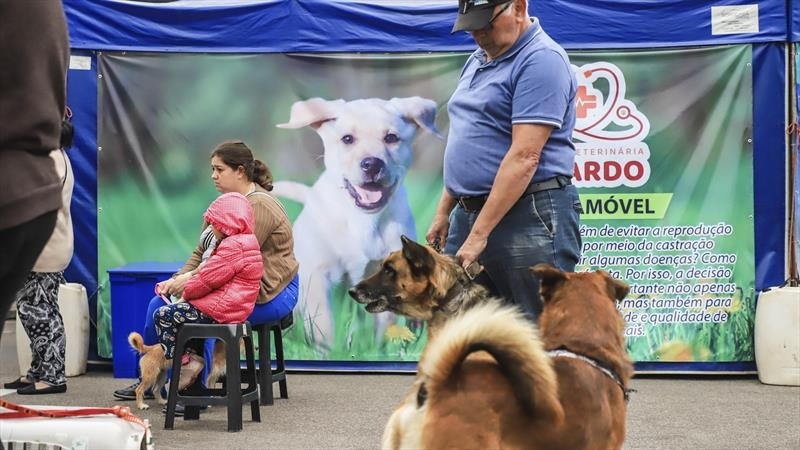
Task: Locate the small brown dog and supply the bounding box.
[205,340,228,387]
[127,332,170,410]
[349,236,633,450]
[127,332,203,410]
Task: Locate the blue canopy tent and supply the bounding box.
[791,0,800,281]
[62,0,793,372]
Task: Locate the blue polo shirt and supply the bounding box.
[443,18,577,197]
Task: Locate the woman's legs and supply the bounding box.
[16,272,67,386]
[143,295,166,345]
[154,302,214,359]
[247,275,299,325]
[143,296,210,376]
[115,298,215,399]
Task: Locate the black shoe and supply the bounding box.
[4,378,33,389]
[113,381,167,400]
[162,401,208,416]
[17,383,67,395]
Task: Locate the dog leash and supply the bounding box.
[546,349,633,402]
[430,238,443,253]
[0,398,149,426]
[429,238,484,280]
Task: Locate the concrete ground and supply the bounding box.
[1,322,799,450]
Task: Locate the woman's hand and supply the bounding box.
[164,272,193,296]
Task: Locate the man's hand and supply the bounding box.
[456,233,487,270]
[425,213,450,252]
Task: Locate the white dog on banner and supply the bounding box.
[274,97,440,350]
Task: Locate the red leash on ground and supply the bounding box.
[0,398,147,429]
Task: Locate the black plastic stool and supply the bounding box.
[164,322,260,432]
[251,313,292,405]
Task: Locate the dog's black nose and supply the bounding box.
[347,286,360,299]
[360,157,385,179]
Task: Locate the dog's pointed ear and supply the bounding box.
[601,271,629,302]
[276,98,345,130]
[401,235,435,277]
[389,97,442,138]
[530,264,566,302]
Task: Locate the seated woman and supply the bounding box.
[113,141,300,409]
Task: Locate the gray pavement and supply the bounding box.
[1,321,799,449]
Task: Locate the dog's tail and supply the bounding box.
[128,332,147,354]
[271,180,310,204]
[419,301,563,422]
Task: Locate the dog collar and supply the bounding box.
[547,348,632,402]
[435,276,470,314]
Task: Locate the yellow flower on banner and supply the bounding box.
[385,324,416,343]
[656,340,711,361]
[729,289,743,313]
[656,341,693,361]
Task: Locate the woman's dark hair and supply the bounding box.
[210,140,273,191]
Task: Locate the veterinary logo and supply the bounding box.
[572,62,651,188]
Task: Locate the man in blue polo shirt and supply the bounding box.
[426,0,582,321]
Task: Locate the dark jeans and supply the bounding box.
[0,210,58,343]
[445,184,582,322]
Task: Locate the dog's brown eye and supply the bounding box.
[383,265,396,278]
[384,133,399,144]
[341,134,355,145]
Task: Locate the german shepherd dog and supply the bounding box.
[349,236,632,450]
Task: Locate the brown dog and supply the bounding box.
[205,340,229,387]
[349,236,632,450]
[128,332,201,410]
[128,332,171,410]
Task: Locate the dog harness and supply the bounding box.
[547,348,633,402]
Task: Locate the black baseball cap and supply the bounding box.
[452,0,509,33]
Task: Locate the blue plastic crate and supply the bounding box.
[108,261,183,378]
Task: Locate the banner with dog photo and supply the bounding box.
[96,53,462,362]
[97,45,754,364]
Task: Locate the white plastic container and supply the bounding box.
[0,404,151,450]
[16,283,90,378]
[754,286,800,386]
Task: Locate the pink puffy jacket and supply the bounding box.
[183,193,263,324]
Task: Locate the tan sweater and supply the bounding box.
[33,149,74,273]
[178,185,299,304]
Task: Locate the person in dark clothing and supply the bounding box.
[0,0,70,344]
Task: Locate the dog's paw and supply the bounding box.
[158,397,168,405]
[137,403,150,410]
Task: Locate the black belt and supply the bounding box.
[457,176,572,212]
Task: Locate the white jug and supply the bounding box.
[754,286,800,386]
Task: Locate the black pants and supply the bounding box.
[0,210,58,344]
[17,271,67,385]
